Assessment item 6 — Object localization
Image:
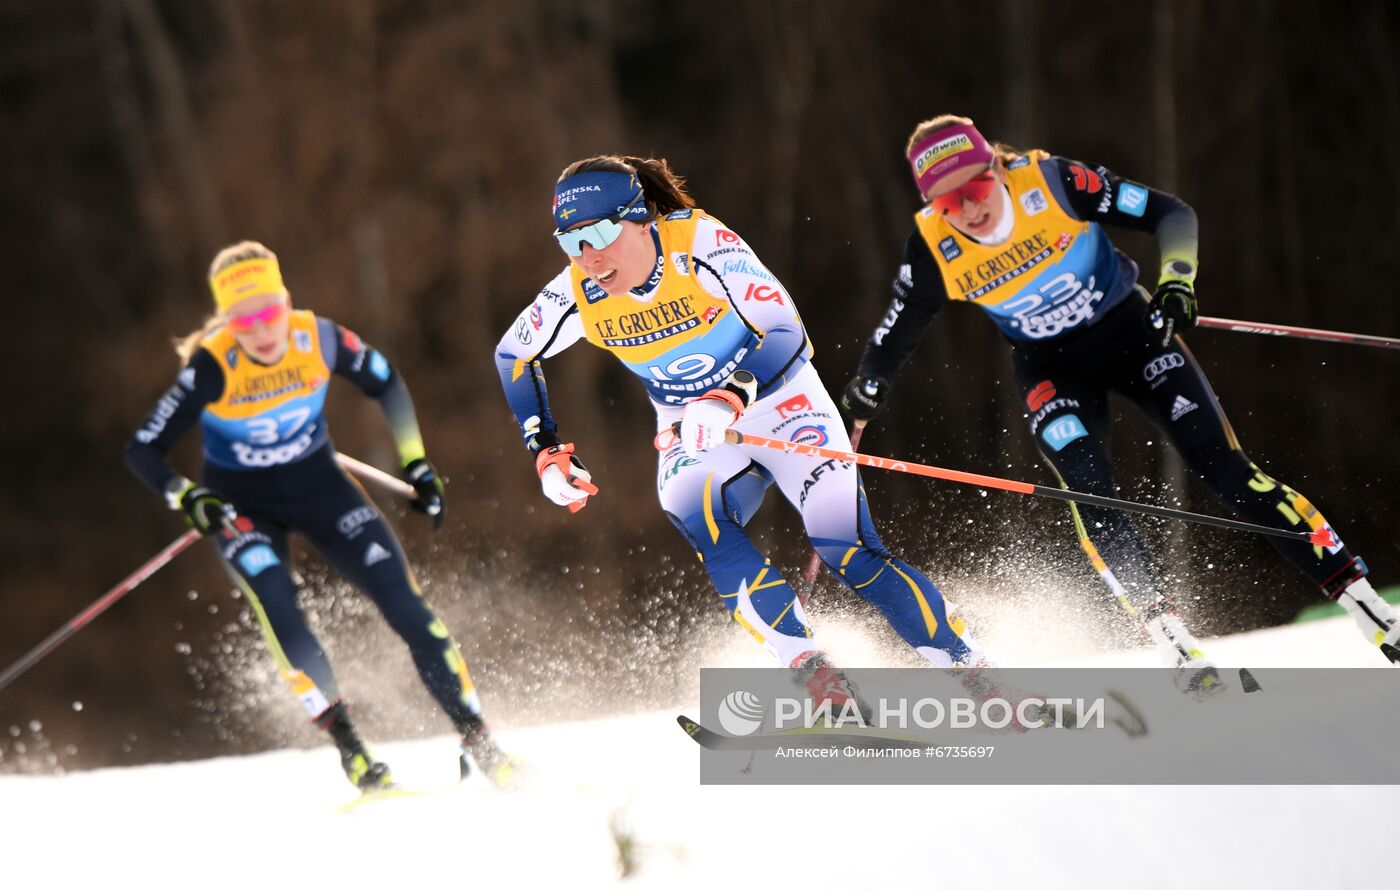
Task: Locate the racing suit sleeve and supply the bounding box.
[123,348,224,496]
[690,216,813,399]
[318,316,431,466]
[855,230,949,383]
[1042,154,1199,285]
[494,270,585,452]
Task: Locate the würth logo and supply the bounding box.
[1026,380,1056,412]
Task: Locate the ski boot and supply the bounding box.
[1144,613,1228,699]
[789,650,873,725]
[459,715,522,788]
[322,701,394,791]
[1335,576,1400,664]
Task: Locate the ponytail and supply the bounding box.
[559,155,697,219]
[173,314,225,363]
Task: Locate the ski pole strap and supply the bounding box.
[1196,316,1400,350]
[722,429,1335,548]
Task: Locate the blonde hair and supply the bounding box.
[174,240,282,362]
[906,114,1022,167]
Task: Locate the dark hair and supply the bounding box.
[558,155,696,218]
[906,114,1022,167]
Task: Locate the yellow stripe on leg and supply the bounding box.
[702,473,720,544]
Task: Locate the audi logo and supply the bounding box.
[1143,353,1185,380]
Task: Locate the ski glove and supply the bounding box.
[680,370,757,458]
[168,479,236,536]
[1147,280,1198,347]
[535,443,598,513]
[841,374,891,422]
[404,457,446,531]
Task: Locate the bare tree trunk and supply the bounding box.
[346,1,389,329]
[759,0,815,276]
[120,0,226,256]
[93,0,172,320]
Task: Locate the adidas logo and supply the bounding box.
[364,542,391,567]
[1170,395,1198,421]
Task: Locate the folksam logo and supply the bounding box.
[718,690,765,736]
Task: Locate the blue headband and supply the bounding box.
[552,171,649,230]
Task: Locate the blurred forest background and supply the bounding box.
[2,0,1398,770]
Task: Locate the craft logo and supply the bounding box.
[775,394,813,420]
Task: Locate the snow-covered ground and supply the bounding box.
[1,616,1392,889]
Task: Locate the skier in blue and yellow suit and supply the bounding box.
[496,155,1019,711]
[844,115,1397,689]
[125,240,513,790]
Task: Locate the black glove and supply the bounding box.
[404,457,446,530]
[841,374,891,422]
[172,482,237,536]
[1147,280,1198,347]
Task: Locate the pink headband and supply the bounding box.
[907,123,994,196]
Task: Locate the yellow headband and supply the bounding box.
[209,257,286,313]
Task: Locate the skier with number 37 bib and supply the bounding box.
[842,115,1396,690]
[124,241,515,792]
[495,155,1036,716]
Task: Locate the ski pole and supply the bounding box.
[1196,316,1400,351]
[0,528,203,695]
[721,430,1337,549]
[335,452,417,500]
[796,421,865,608]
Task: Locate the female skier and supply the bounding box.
[843,115,1395,689]
[496,155,999,708]
[125,240,514,790]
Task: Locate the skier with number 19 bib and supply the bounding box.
[495,155,1017,711]
[843,115,1394,689]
